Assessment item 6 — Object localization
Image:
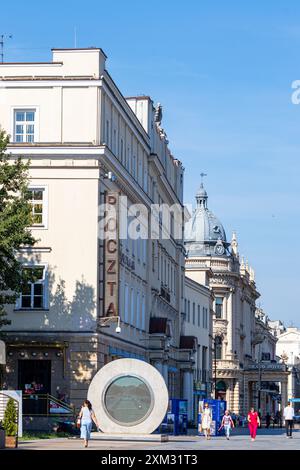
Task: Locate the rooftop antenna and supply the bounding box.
[0,34,13,63]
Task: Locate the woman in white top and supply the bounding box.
[78,400,99,447]
[201,402,212,440]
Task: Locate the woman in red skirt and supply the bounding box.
[247,407,260,441]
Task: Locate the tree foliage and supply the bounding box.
[0,128,35,328]
[2,398,18,436]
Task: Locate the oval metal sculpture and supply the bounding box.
[87,358,169,434]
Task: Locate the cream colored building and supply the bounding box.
[0,48,190,415]
[184,183,288,414]
[276,328,300,401]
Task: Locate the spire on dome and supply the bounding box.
[196,172,208,208]
[196,182,208,208]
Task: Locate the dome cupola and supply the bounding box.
[185,183,230,258]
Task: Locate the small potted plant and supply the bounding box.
[3,398,18,448]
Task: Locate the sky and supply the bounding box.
[1,0,300,325]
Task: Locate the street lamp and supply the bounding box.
[252,334,265,413]
[99,315,121,334]
[258,351,262,412]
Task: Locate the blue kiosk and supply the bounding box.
[161,399,188,435]
[198,398,226,436]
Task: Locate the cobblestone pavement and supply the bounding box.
[10,429,300,451]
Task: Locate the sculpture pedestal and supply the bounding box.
[91,432,169,442]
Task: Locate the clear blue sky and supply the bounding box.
[2,0,300,325]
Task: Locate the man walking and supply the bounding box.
[283,402,295,438]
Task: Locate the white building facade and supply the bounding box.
[276,328,300,401]
[0,48,191,415]
[184,184,289,414]
[183,277,212,423]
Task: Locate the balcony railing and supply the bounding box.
[22,394,75,417]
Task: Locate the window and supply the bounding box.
[106,120,110,146]
[142,239,147,264]
[173,268,176,295]
[202,346,208,381]
[203,307,208,329]
[120,139,124,164]
[261,352,271,361]
[192,302,195,325]
[26,187,48,227]
[187,300,190,323]
[124,284,129,323]
[119,280,124,322]
[14,109,35,143]
[136,291,140,329]
[126,146,130,169]
[152,242,155,272]
[137,236,141,261]
[132,155,136,178]
[18,266,47,310]
[113,129,117,153]
[198,305,201,327]
[130,288,135,325]
[215,297,223,318]
[215,336,222,360]
[143,164,148,192]
[141,295,146,331]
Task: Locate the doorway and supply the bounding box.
[18,360,51,415]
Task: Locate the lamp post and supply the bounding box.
[214,335,218,400]
[258,351,262,412]
[99,315,121,333]
[253,334,265,414]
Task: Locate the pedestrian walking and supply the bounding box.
[219,410,235,439]
[200,402,213,440]
[247,407,260,441]
[283,402,295,438]
[78,399,99,448]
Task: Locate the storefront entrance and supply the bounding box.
[18,360,51,415]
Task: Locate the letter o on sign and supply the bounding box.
[88,358,169,434]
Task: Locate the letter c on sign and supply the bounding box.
[107,240,117,253]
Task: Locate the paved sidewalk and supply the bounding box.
[10,429,300,451]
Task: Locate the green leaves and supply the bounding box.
[2,398,18,436]
[0,127,36,328]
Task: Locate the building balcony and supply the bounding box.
[160,285,171,303]
[213,359,240,370]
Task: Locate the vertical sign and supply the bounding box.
[103,192,119,318]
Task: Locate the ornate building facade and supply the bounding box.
[185,183,288,414]
[276,327,300,402]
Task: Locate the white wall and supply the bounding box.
[4,162,99,331]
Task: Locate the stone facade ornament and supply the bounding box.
[154,103,162,126]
